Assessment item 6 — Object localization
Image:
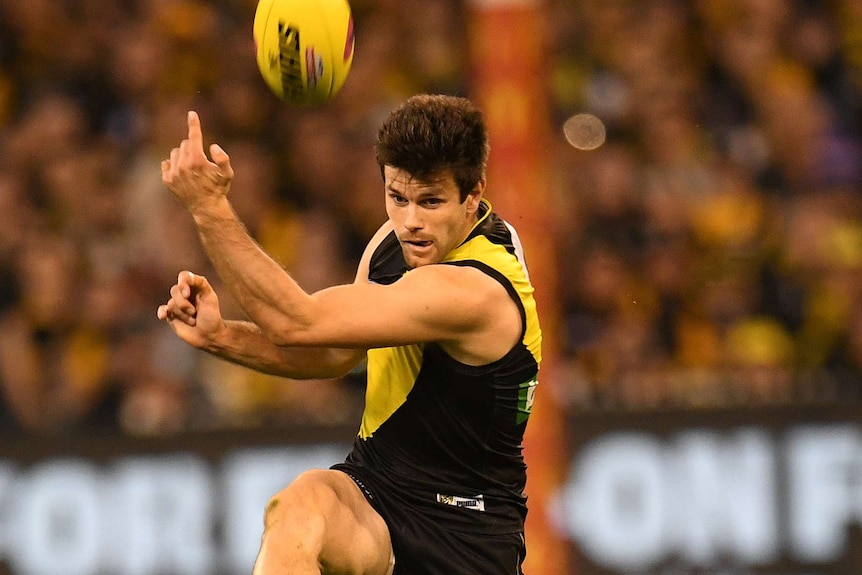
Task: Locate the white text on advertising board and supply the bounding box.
[556,424,862,572]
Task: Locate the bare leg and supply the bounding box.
[252,469,394,575]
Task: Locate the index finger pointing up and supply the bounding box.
[187,110,203,149]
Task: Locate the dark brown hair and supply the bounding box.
[375,94,490,201]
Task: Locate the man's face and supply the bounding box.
[383,166,483,268]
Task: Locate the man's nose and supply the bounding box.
[404,203,423,230]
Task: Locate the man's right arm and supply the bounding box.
[157,221,393,380]
[204,220,393,378]
[158,271,366,379]
[203,320,365,379]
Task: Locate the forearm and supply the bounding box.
[204,320,365,379]
[190,196,314,341]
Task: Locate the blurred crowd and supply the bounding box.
[0,0,859,436]
[549,0,862,409]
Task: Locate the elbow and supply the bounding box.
[260,294,332,347]
[257,316,314,347]
[263,325,307,347]
[259,294,321,347]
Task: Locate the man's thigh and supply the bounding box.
[256,468,393,575]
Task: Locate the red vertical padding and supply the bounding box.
[466,3,569,574]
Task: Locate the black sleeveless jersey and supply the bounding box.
[342,200,542,533]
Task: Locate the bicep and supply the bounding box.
[289,266,498,348]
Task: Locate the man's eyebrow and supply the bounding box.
[386,183,445,196]
[416,188,445,197]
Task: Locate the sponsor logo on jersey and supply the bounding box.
[437,493,486,512]
[517,376,538,424]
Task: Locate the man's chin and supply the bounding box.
[402,249,438,268]
[404,255,429,268]
[401,241,439,266]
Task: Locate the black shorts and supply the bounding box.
[331,462,527,575]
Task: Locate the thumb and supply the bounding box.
[186,270,211,294]
[210,144,234,179]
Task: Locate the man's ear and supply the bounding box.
[465,178,486,212]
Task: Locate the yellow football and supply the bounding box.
[253,0,354,104]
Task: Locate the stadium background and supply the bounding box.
[0,0,860,574]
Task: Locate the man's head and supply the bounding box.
[375,94,489,202]
[376,95,490,268]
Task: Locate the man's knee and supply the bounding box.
[262,469,337,535]
[254,470,342,574]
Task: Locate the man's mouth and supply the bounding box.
[405,239,432,248]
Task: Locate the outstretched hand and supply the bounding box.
[157,270,225,349]
[160,111,235,212]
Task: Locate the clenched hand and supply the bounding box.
[157,270,225,350]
